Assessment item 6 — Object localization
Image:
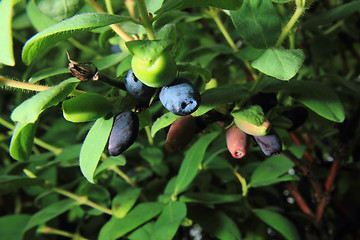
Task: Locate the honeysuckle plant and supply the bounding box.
[1,0,359,239]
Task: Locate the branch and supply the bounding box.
[286,182,315,220]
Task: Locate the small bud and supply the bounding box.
[165,115,197,152]
[149,12,153,18]
[66,51,99,81]
[226,125,248,159]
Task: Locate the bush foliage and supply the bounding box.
[1,0,360,239]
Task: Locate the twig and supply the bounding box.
[286,182,315,220]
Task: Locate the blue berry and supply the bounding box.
[253,130,282,156]
[159,78,201,116]
[125,69,156,101]
[108,111,139,156]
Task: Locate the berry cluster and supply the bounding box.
[67,52,201,156]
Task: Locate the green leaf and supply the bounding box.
[174,131,220,196]
[94,155,126,176]
[0,176,44,194]
[99,202,164,240]
[62,93,113,123]
[93,52,130,70]
[253,209,301,240]
[125,40,172,60]
[193,86,248,116]
[231,105,265,127]
[26,0,57,31]
[0,215,31,240]
[188,206,241,240]
[80,116,114,183]
[156,0,243,14]
[302,1,360,28]
[24,199,77,233]
[249,154,297,188]
[151,201,187,240]
[177,62,211,83]
[127,222,154,240]
[28,67,69,84]
[140,147,168,177]
[22,13,131,65]
[9,122,38,161]
[272,0,291,3]
[112,188,142,218]
[151,112,181,137]
[0,0,16,66]
[180,192,242,204]
[289,81,345,122]
[147,0,165,13]
[10,78,79,123]
[251,49,305,80]
[230,0,281,49]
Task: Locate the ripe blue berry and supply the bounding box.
[108,111,139,156]
[253,130,282,156]
[125,69,156,101]
[159,78,201,116]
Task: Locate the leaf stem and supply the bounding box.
[125,0,136,18]
[0,117,63,155]
[105,0,114,14]
[145,125,154,145]
[85,0,134,42]
[52,187,113,215]
[275,6,305,48]
[207,8,257,81]
[0,76,85,96]
[38,226,88,240]
[110,165,137,187]
[135,0,156,40]
[233,166,248,196]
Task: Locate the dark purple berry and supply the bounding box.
[125,69,156,101]
[108,111,139,156]
[159,78,201,116]
[253,129,282,156]
[282,107,308,131]
[250,92,278,113]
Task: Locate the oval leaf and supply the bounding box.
[0,175,44,194]
[156,0,243,14]
[289,81,345,122]
[188,206,241,240]
[23,199,77,233]
[0,0,16,66]
[180,193,242,204]
[249,154,297,188]
[174,131,220,196]
[9,122,38,162]
[62,93,113,123]
[99,202,164,240]
[0,215,31,240]
[22,13,131,65]
[112,188,142,219]
[10,78,80,123]
[151,112,181,137]
[253,208,301,240]
[230,0,281,49]
[151,201,187,240]
[251,49,305,80]
[80,116,114,183]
